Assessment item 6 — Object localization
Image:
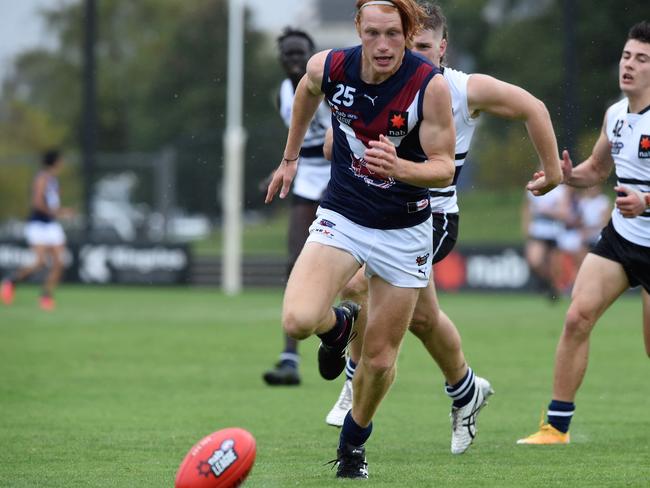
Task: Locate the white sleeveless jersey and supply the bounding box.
[428,67,479,214]
[578,193,610,229]
[279,78,331,200]
[279,79,331,158]
[605,98,650,247]
[526,185,567,240]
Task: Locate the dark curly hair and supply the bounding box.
[277,27,315,51]
[43,150,61,167]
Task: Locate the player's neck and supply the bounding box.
[626,88,650,113]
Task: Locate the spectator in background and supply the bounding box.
[262,27,331,386]
[522,184,571,300]
[1,150,73,310]
[556,186,583,293]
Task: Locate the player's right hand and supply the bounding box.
[265,160,298,203]
[560,149,573,184]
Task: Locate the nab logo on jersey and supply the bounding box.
[387,111,409,137]
[639,135,650,159]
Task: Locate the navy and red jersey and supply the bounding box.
[320,45,440,229]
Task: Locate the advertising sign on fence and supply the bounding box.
[0,242,191,285]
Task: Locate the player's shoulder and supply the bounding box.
[441,66,471,92]
[606,97,628,115]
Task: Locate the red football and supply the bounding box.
[175,428,256,488]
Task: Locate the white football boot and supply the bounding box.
[326,379,353,427]
[450,376,494,454]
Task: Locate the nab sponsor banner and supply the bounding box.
[433,245,533,292]
[0,241,191,285]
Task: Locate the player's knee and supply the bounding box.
[362,349,397,377]
[409,311,434,340]
[282,310,317,340]
[364,356,394,377]
[564,305,595,339]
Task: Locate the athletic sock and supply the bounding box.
[547,399,575,433]
[345,358,357,381]
[339,410,372,448]
[445,367,475,408]
[278,352,299,369]
[317,307,349,347]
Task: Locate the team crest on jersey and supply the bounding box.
[387,111,409,137]
[639,134,650,158]
[350,154,395,189]
[416,253,430,266]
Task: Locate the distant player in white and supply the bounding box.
[324,3,562,456]
[522,185,572,299]
[577,185,611,253]
[262,27,331,387]
[519,20,650,445]
[1,150,73,310]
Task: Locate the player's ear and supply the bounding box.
[439,38,448,60]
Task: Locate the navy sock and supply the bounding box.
[339,411,372,448]
[445,367,475,408]
[547,400,575,433]
[345,358,357,381]
[317,307,348,347]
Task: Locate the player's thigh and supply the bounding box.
[341,266,369,299]
[31,245,48,267]
[569,253,629,323]
[49,245,66,267]
[525,239,546,265]
[364,276,418,360]
[411,274,440,327]
[283,241,360,321]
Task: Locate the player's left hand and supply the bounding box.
[526,168,559,196]
[364,135,398,179]
[614,185,647,218]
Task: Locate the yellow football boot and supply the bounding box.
[517,412,570,445]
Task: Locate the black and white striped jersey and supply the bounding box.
[428,67,479,214]
[605,98,650,247]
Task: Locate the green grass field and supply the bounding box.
[1,287,648,487]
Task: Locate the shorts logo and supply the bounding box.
[639,134,650,158]
[197,439,238,478]
[319,219,336,228]
[312,228,335,238]
[416,253,430,266]
[387,111,408,137]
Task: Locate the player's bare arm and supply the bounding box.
[364,74,455,188]
[323,127,333,161]
[562,113,615,188]
[466,74,562,195]
[265,50,330,203]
